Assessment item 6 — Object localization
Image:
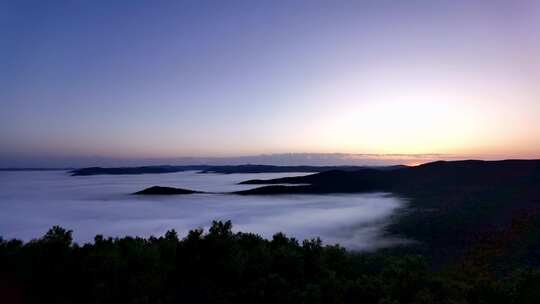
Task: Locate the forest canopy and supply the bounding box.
[2,221,540,304]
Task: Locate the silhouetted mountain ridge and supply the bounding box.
[70,164,404,176]
[237,159,540,194]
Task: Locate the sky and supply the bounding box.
[1,0,539,167]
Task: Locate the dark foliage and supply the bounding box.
[2,222,540,303]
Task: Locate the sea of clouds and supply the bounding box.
[0,170,407,250]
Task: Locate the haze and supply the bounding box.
[2,1,539,166]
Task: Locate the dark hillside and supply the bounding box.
[237,160,540,269]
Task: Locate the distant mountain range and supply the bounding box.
[69,164,405,176]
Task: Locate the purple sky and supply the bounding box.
[1,1,539,167]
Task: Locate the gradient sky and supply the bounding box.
[1,0,539,166]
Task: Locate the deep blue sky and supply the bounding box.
[1,1,539,166]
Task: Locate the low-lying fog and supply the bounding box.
[0,171,407,250]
